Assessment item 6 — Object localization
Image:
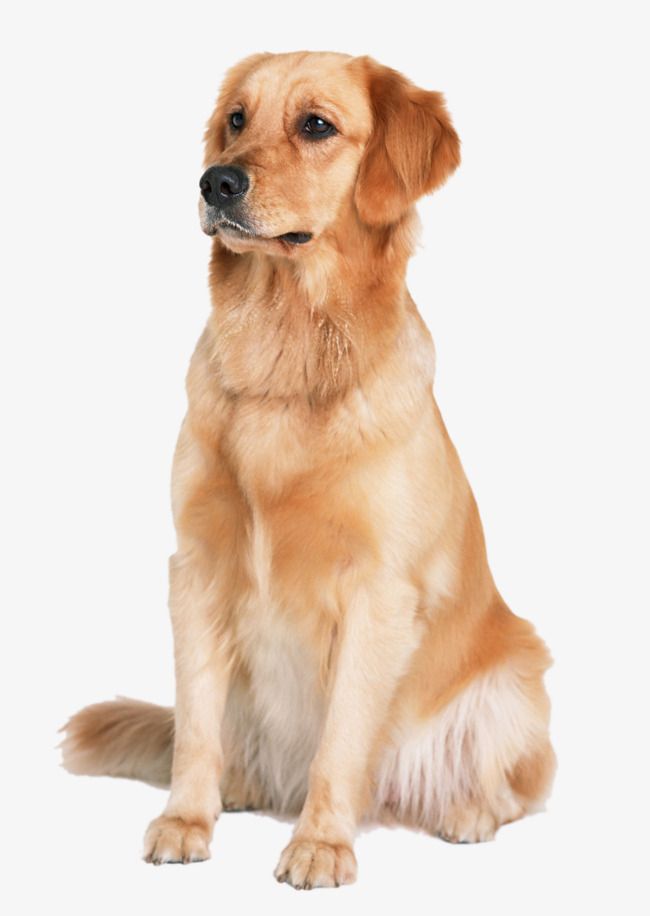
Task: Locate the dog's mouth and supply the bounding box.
[275,232,312,245]
[208,216,313,247]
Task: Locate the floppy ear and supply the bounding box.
[203,53,271,165]
[353,57,461,227]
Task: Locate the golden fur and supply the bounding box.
[62,51,555,889]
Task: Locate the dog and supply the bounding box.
[62,51,555,889]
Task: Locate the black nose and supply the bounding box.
[199,165,249,207]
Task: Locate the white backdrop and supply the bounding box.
[1,1,648,913]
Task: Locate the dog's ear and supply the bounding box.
[353,58,461,227]
[203,53,271,165]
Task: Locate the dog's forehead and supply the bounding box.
[234,53,371,127]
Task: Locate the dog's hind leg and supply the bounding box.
[375,663,555,843]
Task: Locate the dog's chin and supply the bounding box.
[200,213,313,255]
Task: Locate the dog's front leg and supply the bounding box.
[143,553,230,864]
[275,577,418,889]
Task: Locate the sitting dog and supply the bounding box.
[62,51,555,890]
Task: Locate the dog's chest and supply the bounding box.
[221,389,383,617]
[224,396,318,495]
[216,386,377,795]
[238,590,325,738]
[230,507,327,808]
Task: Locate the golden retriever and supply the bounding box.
[62,51,555,889]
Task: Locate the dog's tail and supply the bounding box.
[60,697,174,788]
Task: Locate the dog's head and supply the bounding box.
[200,52,460,255]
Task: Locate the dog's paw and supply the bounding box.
[438,805,499,844]
[143,815,211,865]
[438,795,523,844]
[274,839,357,889]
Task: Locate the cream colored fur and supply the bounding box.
[61,51,555,890]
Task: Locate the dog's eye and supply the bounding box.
[302,115,336,139]
[229,111,245,131]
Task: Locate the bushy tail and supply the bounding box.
[60,697,174,788]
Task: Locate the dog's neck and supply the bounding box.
[206,213,420,407]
